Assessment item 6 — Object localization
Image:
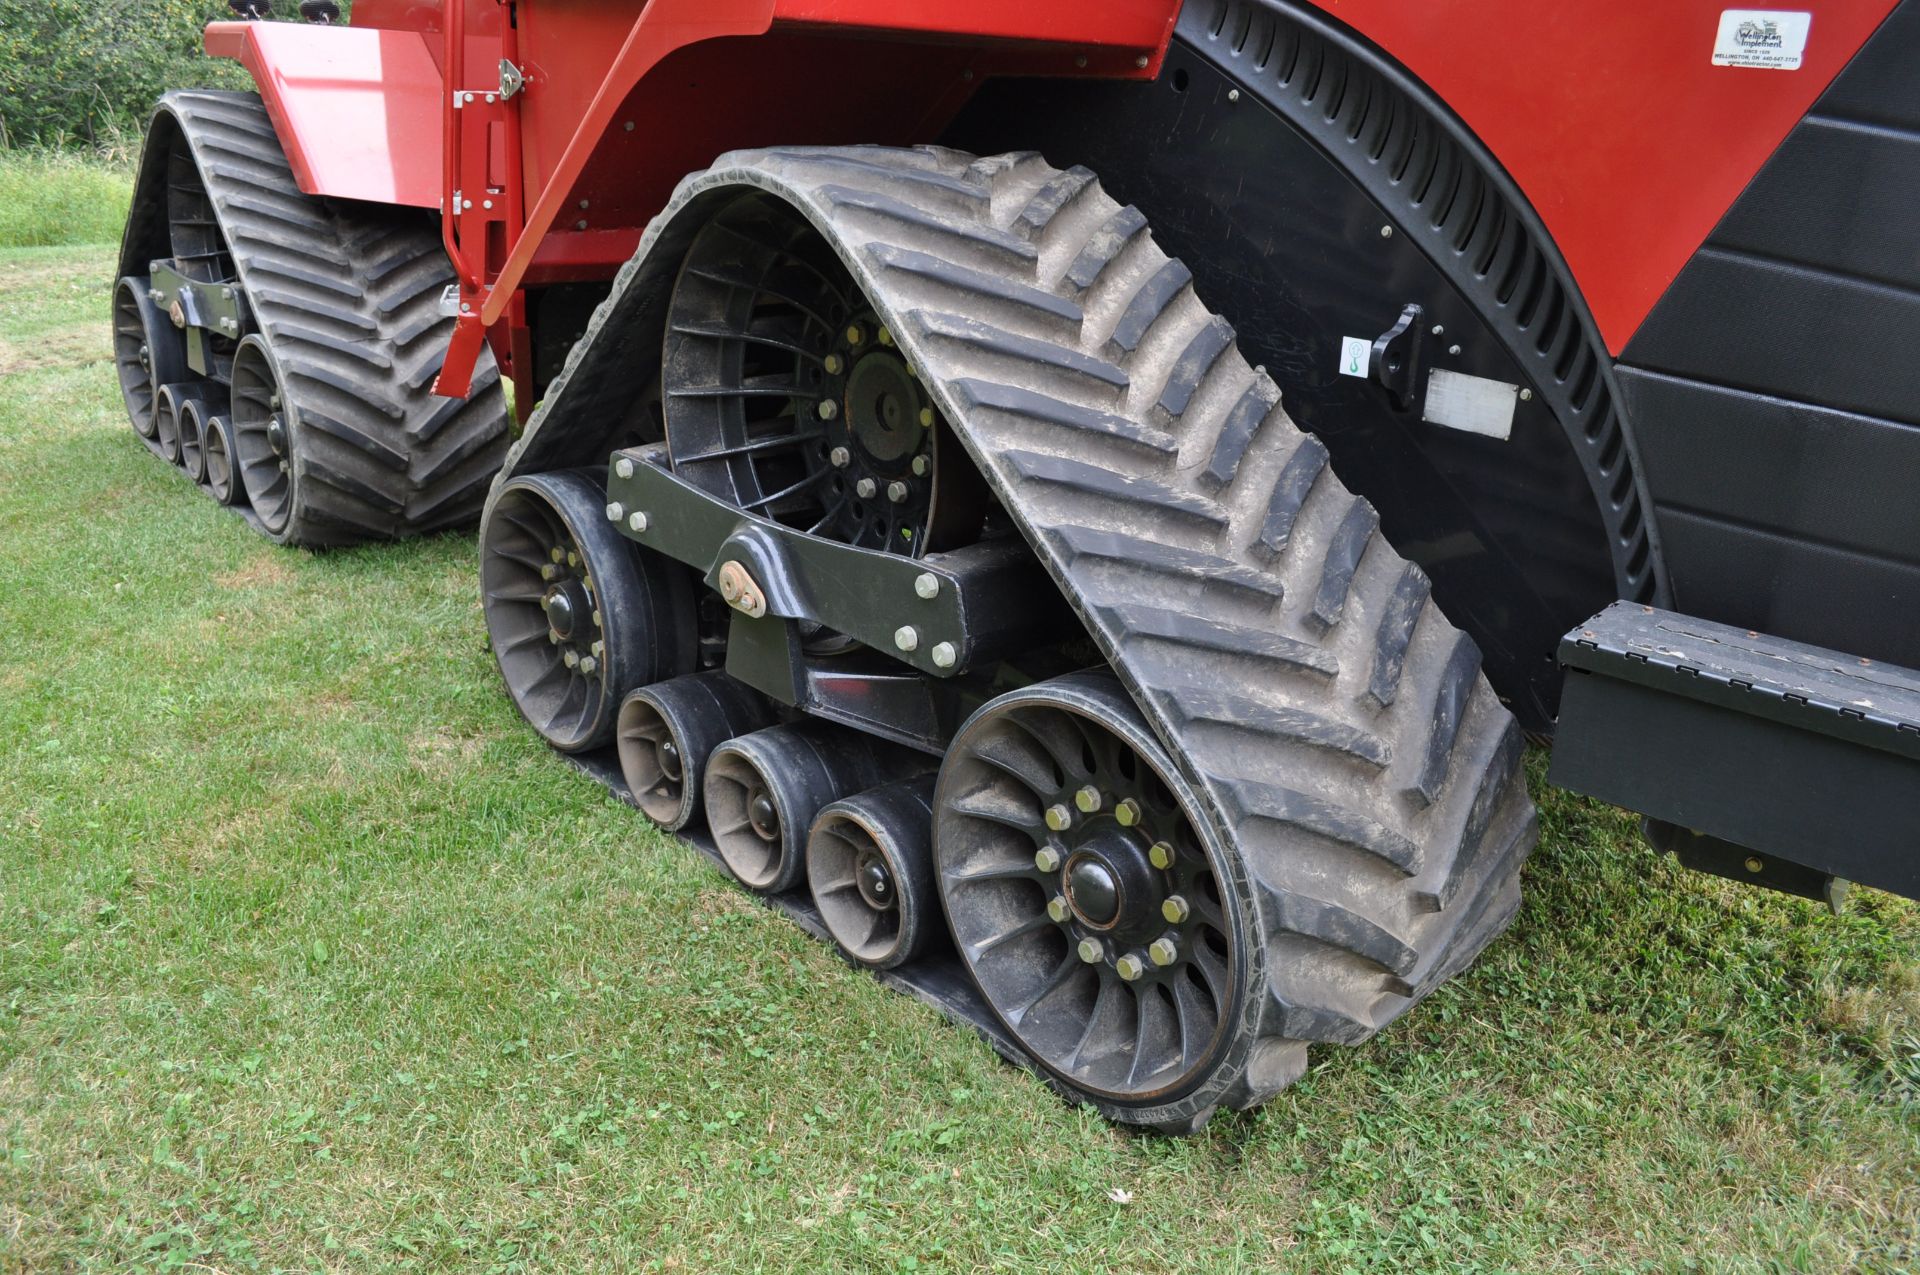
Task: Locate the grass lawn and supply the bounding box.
[1,233,1917,1271]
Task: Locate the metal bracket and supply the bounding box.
[1370,302,1424,410]
[604,446,1058,677]
[499,59,527,100]
[148,260,252,342]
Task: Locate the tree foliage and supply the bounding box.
[0,0,249,147]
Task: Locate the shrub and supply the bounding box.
[0,0,249,148]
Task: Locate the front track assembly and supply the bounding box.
[113,91,510,546]
[483,145,1537,1131]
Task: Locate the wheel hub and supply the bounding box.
[655,736,683,782]
[856,853,896,910]
[748,789,781,842]
[844,352,921,467]
[542,580,588,639]
[266,415,287,457]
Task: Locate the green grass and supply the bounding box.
[1,241,1916,1274]
[0,151,133,250]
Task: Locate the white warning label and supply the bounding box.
[1713,10,1811,69]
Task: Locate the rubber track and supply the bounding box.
[150,91,508,544]
[515,145,1539,1117]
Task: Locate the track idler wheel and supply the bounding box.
[112,277,184,441]
[203,414,241,506]
[807,774,941,970]
[481,471,697,752]
[228,335,296,534]
[153,382,191,466]
[703,722,912,895]
[176,393,212,485]
[935,673,1257,1125]
[617,671,774,831]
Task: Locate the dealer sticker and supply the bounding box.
[1713,10,1811,69]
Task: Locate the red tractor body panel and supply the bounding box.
[1325,0,1901,352]
[204,21,443,209]
[208,0,1899,378]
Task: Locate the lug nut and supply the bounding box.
[1149,937,1179,967]
[550,546,565,563]
[846,324,866,346]
[823,353,843,374]
[566,551,580,568]
[540,563,559,581]
[911,455,930,476]
[829,446,851,468]
[1074,786,1103,814]
[853,477,876,499]
[591,610,602,629]
[1046,895,1070,923]
[893,625,918,652]
[579,655,598,675]
[1114,798,1142,827]
[590,640,604,658]
[614,456,634,479]
[563,650,580,668]
[877,326,893,346]
[1115,953,1146,982]
[817,399,839,420]
[1044,804,1072,832]
[930,641,956,669]
[1077,938,1104,965]
[1148,841,1173,869]
[913,572,940,599]
[887,481,909,504]
[917,407,934,428]
[1035,846,1063,873]
[628,511,649,532]
[605,501,625,522]
[1161,895,1191,924]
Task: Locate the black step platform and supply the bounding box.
[1549,602,1920,900]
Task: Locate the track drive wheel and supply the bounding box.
[481,471,697,752]
[936,673,1269,1130]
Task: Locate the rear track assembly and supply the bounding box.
[487,145,1538,1131]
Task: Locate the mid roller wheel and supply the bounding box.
[153,382,188,465]
[481,470,697,752]
[203,414,241,505]
[935,673,1267,1128]
[176,392,211,485]
[808,774,941,970]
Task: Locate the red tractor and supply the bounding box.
[113,0,1920,1131]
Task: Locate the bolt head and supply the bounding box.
[1149,937,1179,967]
[1115,953,1146,982]
[911,455,930,477]
[563,649,580,669]
[917,407,934,428]
[913,572,940,599]
[845,324,865,346]
[1161,894,1191,925]
[1035,846,1063,873]
[1046,895,1070,924]
[605,502,624,522]
[1044,804,1072,832]
[1380,225,1394,238]
[615,456,634,479]
[893,625,918,652]
[1519,388,1534,402]
[1114,798,1142,827]
[886,481,909,504]
[829,446,851,468]
[1077,938,1104,965]
[540,563,559,581]
[1074,786,1102,814]
[579,655,598,675]
[930,642,957,669]
[628,511,649,533]
[855,477,878,499]
[876,326,893,347]
[1134,53,1150,67]
[817,398,839,420]
[823,353,843,374]
[549,546,565,563]
[1744,856,1764,874]
[1448,343,1462,356]
[1227,88,1241,102]
[566,552,580,568]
